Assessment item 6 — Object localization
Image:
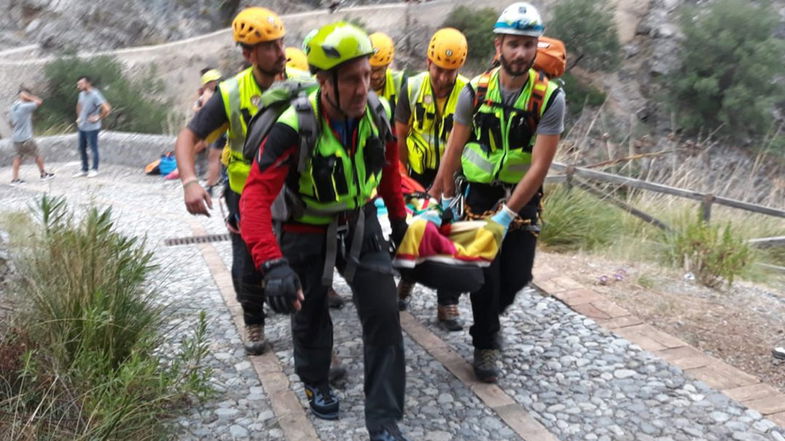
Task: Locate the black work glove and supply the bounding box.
[389,218,408,253]
[261,259,301,314]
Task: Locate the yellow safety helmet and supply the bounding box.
[427,28,468,70]
[200,69,222,85]
[285,47,309,71]
[369,32,395,67]
[232,7,285,46]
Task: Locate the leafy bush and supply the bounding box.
[441,6,499,72]
[37,55,172,134]
[547,0,620,72]
[669,0,785,139]
[659,211,752,288]
[539,184,623,251]
[0,196,211,440]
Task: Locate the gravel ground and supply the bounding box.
[1,162,783,441]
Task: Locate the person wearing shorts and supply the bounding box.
[9,88,53,184]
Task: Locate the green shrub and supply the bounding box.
[1,196,211,440]
[669,0,785,139]
[539,184,623,251]
[659,211,752,288]
[548,0,620,72]
[37,56,172,134]
[441,6,499,73]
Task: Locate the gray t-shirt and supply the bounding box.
[9,100,38,142]
[453,82,566,136]
[77,89,107,131]
[394,82,413,124]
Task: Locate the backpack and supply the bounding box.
[533,36,567,78]
[158,152,177,175]
[240,79,394,221]
[242,79,318,162]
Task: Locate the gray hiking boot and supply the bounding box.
[244,324,266,355]
[437,304,463,331]
[397,278,415,311]
[329,351,347,384]
[327,286,345,309]
[473,348,500,383]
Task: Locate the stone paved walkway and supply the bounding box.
[1,162,784,441]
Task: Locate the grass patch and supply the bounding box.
[0,196,212,440]
[539,183,781,289]
[539,184,629,252]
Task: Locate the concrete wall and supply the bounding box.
[0,132,176,169]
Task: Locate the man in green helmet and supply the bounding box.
[239,22,411,441]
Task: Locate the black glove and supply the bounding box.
[390,218,408,253]
[261,259,301,314]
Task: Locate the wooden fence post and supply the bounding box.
[701,194,715,223]
[565,165,575,191]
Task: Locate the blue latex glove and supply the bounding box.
[490,204,517,235]
[441,196,458,222]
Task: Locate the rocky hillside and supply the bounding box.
[0,0,405,52]
[2,0,785,207]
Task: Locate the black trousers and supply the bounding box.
[410,168,461,307]
[225,187,266,326]
[282,206,405,430]
[465,183,539,350]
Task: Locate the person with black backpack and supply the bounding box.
[430,2,566,383]
[239,22,411,441]
[174,7,312,356]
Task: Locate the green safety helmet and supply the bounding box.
[305,22,373,73]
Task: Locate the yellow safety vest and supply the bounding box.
[376,69,405,111]
[461,68,559,185]
[220,67,311,194]
[404,71,468,175]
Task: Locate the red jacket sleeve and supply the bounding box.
[239,139,295,270]
[378,138,406,221]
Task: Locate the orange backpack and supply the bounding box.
[533,36,567,78]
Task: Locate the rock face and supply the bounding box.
[0,0,406,52]
[1,0,244,52]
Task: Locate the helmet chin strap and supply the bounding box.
[324,71,350,120]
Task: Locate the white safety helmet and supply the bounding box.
[493,2,544,37]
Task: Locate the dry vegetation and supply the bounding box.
[538,106,785,392]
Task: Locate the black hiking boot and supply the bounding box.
[369,423,411,441]
[304,382,339,420]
